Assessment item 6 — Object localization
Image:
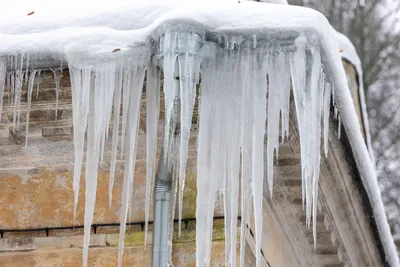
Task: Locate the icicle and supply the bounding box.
[196,56,219,267]
[280,54,292,143]
[52,69,61,121]
[109,68,123,208]
[177,32,200,237]
[289,37,308,208]
[70,66,91,225]
[0,61,6,122]
[117,65,145,267]
[267,49,286,194]
[10,72,15,106]
[334,105,338,120]
[36,70,41,100]
[6,72,11,105]
[338,115,341,139]
[100,63,116,162]
[250,49,267,267]
[82,68,101,267]
[162,31,179,161]
[239,47,253,267]
[323,80,332,157]
[25,70,38,147]
[24,54,30,86]
[13,54,25,131]
[119,66,132,159]
[144,66,160,246]
[252,34,257,49]
[289,35,324,246]
[79,63,122,267]
[309,44,322,249]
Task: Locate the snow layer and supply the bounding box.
[0,1,398,267]
[334,30,375,165]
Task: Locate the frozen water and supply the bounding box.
[0,61,5,122]
[117,65,145,267]
[70,65,91,225]
[25,70,37,147]
[52,69,61,121]
[109,68,123,208]
[144,66,160,246]
[0,1,397,266]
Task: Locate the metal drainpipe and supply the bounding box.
[152,60,181,267]
[152,31,202,266]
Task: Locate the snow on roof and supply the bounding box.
[0,1,398,266]
[0,1,327,63]
[335,30,375,165]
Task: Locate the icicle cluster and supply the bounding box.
[0,30,336,267]
[172,32,336,266]
[161,31,334,266]
[68,60,158,267]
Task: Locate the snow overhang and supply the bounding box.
[335,31,375,164]
[0,1,398,266]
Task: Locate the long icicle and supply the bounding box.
[117,65,145,267]
[0,61,6,122]
[70,66,91,226]
[108,68,123,208]
[177,32,200,237]
[52,69,61,121]
[25,70,38,147]
[144,66,160,246]
[82,66,102,267]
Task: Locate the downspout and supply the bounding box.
[152,61,181,267]
[151,31,202,266]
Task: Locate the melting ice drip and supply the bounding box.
[0,30,337,267]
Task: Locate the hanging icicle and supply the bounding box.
[52,69,62,121]
[0,61,6,122]
[25,70,38,147]
[1,30,340,267]
[144,66,161,246]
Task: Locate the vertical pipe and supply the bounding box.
[152,148,173,267]
[152,58,180,267]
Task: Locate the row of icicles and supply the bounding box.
[0,32,343,267]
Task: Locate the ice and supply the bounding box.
[249,50,268,267]
[196,56,219,267]
[162,31,178,163]
[267,49,290,195]
[335,31,374,158]
[1,2,398,266]
[81,67,101,267]
[323,80,332,157]
[70,66,91,225]
[5,71,11,105]
[144,66,160,246]
[52,69,61,121]
[25,70,37,147]
[177,32,200,236]
[36,70,41,100]
[12,55,25,132]
[24,54,29,86]
[0,61,6,122]
[108,68,123,208]
[119,66,132,159]
[117,65,145,267]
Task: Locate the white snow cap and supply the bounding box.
[0,1,398,267]
[259,0,288,4]
[334,30,375,164]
